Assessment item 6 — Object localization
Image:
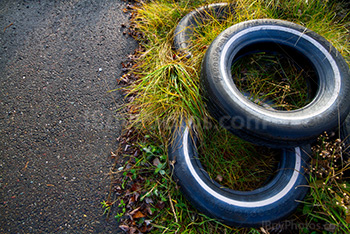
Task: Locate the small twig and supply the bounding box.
[3,22,13,32]
[168,192,178,223]
[260,227,270,234]
[140,183,157,201]
[23,161,29,171]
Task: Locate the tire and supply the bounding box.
[200,19,350,148]
[173,3,234,58]
[168,119,310,227]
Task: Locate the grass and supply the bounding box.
[231,51,314,110]
[107,0,350,233]
[198,122,280,191]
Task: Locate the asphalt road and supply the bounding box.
[0,0,137,233]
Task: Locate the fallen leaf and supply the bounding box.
[132,211,145,219]
[129,196,135,204]
[129,207,140,216]
[47,184,54,187]
[131,183,140,192]
[153,158,161,167]
[119,225,129,232]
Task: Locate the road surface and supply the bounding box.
[0,0,137,232]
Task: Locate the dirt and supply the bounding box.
[0,0,137,233]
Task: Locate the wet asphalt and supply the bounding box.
[0,0,137,233]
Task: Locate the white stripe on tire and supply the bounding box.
[183,122,302,207]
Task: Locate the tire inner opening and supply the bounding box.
[197,122,281,191]
[231,42,318,111]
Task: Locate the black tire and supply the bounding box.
[173,3,234,58]
[168,119,310,227]
[200,19,350,148]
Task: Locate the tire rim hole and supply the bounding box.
[197,122,280,191]
[231,50,317,111]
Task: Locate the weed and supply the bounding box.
[115,199,127,222]
[300,133,350,233]
[101,200,112,215]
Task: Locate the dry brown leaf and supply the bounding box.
[129,207,140,216]
[152,158,161,167]
[131,183,141,192]
[132,211,145,219]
